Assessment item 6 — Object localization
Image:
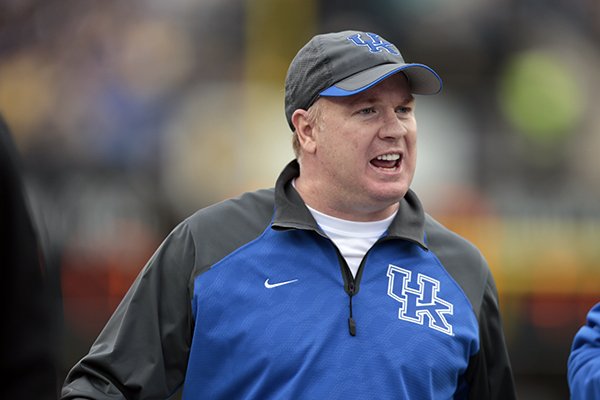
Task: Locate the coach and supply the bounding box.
[62,30,516,399]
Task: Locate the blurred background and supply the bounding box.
[1,0,599,398]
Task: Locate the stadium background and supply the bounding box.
[1,0,599,398]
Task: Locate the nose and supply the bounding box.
[378,109,408,140]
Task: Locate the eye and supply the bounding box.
[358,107,376,115]
[396,106,412,114]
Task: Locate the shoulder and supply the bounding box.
[570,302,600,352]
[424,214,486,268]
[185,188,275,229]
[423,214,491,314]
[178,188,276,270]
[586,303,600,323]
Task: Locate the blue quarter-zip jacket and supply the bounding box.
[62,160,516,399]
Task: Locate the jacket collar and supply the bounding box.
[272,160,427,249]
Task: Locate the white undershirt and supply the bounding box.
[305,204,397,277]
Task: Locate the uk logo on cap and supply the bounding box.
[347,33,400,55]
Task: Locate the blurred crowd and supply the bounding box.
[1,0,599,398]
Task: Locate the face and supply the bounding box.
[295,73,417,221]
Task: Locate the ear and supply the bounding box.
[291,109,317,154]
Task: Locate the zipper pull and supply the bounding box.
[348,317,356,336]
[348,282,356,336]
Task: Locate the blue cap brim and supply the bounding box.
[319,63,442,97]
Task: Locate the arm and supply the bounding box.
[464,272,517,400]
[568,302,600,400]
[61,222,196,399]
[422,216,517,399]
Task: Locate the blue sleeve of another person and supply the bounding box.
[568,302,600,399]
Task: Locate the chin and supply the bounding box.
[369,182,409,201]
[367,191,407,208]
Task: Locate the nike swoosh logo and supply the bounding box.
[264,278,298,289]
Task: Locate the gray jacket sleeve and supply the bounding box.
[61,222,196,399]
[424,216,516,399]
[465,270,517,400]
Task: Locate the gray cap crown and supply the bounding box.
[284,30,442,130]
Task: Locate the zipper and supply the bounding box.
[317,229,417,337]
[333,245,371,337]
[324,232,387,337]
[348,281,357,336]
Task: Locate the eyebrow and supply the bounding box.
[400,94,415,104]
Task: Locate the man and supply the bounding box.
[568,302,600,399]
[62,30,516,399]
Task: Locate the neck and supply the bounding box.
[294,175,400,222]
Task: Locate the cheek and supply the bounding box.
[406,123,418,150]
[405,127,418,167]
[319,124,359,159]
[317,135,347,170]
[409,135,417,153]
[408,139,417,164]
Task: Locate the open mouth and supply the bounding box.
[370,153,402,170]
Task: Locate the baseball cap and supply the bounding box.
[284,30,443,130]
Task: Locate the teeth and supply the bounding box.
[376,153,400,161]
